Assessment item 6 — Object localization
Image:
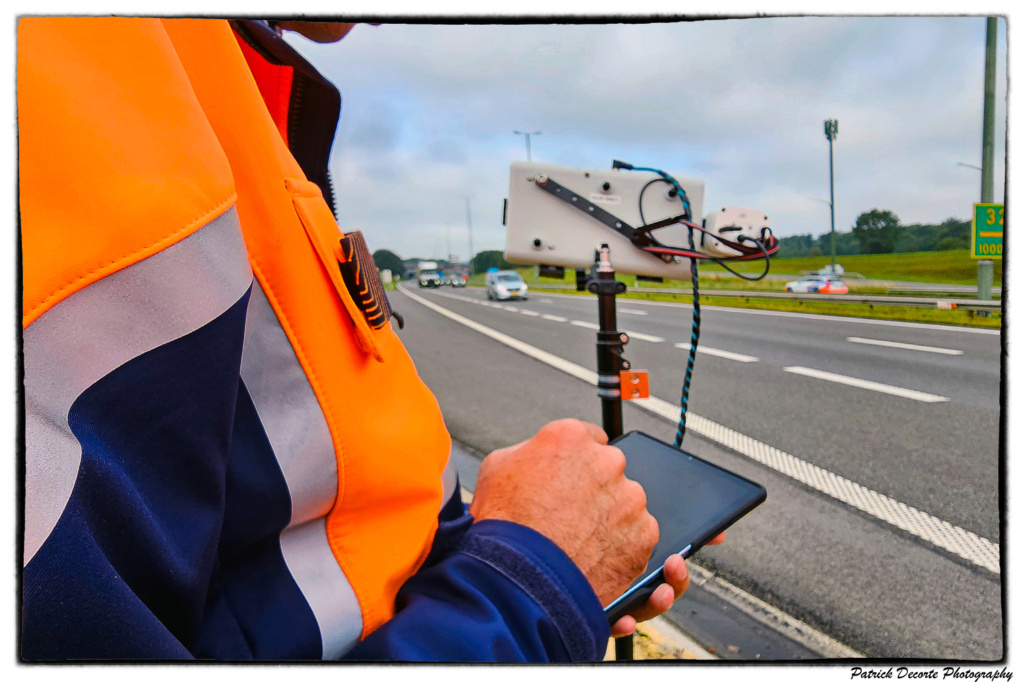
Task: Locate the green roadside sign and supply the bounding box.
[972,203,1004,259]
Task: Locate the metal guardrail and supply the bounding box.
[518,283,1002,311]
[889,285,1002,296]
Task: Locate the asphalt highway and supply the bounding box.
[391,282,1003,660]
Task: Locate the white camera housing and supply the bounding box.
[504,162,705,279]
[701,207,772,258]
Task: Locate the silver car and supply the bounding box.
[486,271,529,301]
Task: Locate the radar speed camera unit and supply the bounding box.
[504,162,773,279]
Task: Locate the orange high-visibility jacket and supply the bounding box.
[19,17,609,661]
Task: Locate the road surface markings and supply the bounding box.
[571,320,600,330]
[520,309,540,317]
[542,314,567,322]
[622,330,664,343]
[620,308,648,315]
[846,337,963,355]
[686,563,863,658]
[400,286,999,575]
[784,366,950,403]
[531,291,1000,335]
[676,344,759,363]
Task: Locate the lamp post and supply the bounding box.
[513,130,542,162]
[464,197,475,275]
[976,17,998,305]
[824,119,839,275]
[981,17,997,205]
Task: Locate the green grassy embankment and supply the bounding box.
[699,249,1003,286]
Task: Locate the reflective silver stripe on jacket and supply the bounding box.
[240,281,362,658]
[23,207,253,565]
[441,454,459,511]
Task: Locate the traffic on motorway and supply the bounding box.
[395,280,1003,661]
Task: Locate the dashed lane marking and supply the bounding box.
[622,330,665,343]
[530,291,1001,336]
[400,286,1000,576]
[620,308,649,315]
[520,310,540,316]
[676,344,759,363]
[784,366,950,403]
[542,314,568,322]
[571,320,600,330]
[846,337,964,355]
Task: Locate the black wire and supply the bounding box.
[628,167,700,448]
[711,236,772,280]
[637,178,672,227]
[626,164,775,448]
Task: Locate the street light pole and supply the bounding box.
[464,197,475,275]
[981,17,997,204]
[977,17,998,304]
[513,130,542,162]
[824,119,839,275]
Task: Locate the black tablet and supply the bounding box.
[604,431,766,623]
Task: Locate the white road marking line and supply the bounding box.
[846,336,964,355]
[502,305,519,311]
[520,310,540,316]
[630,402,997,575]
[687,563,863,658]
[400,286,999,575]
[676,344,759,363]
[529,290,1000,335]
[784,366,950,403]
[569,320,662,343]
[622,330,664,343]
[619,308,648,315]
[400,288,596,385]
[541,314,567,322]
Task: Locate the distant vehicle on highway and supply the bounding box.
[446,273,467,287]
[785,275,848,294]
[486,270,529,301]
[416,260,442,288]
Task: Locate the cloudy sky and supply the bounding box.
[285,16,1008,263]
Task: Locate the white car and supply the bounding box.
[486,271,529,301]
[785,275,849,294]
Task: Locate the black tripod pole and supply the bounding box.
[586,244,632,661]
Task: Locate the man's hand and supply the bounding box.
[468,419,658,607]
[608,532,725,637]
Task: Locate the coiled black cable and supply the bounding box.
[627,166,701,448]
[619,161,776,448]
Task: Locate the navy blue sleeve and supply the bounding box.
[344,507,611,662]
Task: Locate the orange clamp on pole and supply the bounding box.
[620,370,649,400]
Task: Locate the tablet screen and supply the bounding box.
[612,431,766,593]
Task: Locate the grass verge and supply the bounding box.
[698,249,1002,286]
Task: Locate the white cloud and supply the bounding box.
[287,16,1007,261]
